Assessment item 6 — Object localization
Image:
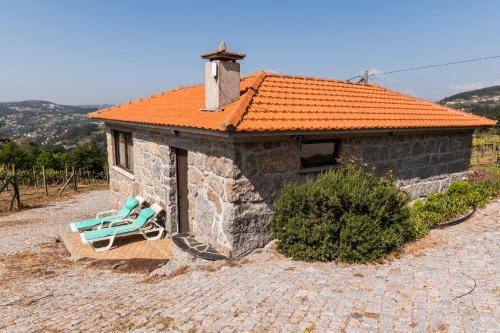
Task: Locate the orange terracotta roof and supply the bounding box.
[89,72,496,132]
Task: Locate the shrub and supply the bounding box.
[469,166,500,203]
[409,181,482,229]
[271,163,413,263]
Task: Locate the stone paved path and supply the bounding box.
[0,191,498,332]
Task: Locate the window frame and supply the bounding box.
[113,130,134,173]
[299,138,340,169]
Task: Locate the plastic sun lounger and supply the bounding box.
[80,203,164,252]
[69,195,145,233]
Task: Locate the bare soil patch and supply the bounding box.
[0,184,108,215]
[82,258,169,274]
[0,239,71,287]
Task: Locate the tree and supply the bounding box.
[69,141,106,173]
[36,149,56,169]
[0,141,30,168]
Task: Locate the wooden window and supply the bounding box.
[300,139,340,168]
[114,130,134,172]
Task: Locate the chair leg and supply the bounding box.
[89,236,115,252]
[141,227,164,241]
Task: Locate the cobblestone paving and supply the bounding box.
[0,191,498,332]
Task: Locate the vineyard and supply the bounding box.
[470,133,499,167]
[0,165,108,213]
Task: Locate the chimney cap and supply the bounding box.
[201,40,246,61]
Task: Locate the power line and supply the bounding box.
[347,55,500,82]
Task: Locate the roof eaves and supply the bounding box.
[87,83,205,120]
[370,83,497,127]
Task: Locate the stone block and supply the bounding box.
[151,158,161,179]
[187,151,196,165]
[160,146,172,166]
[430,153,449,165]
[414,165,435,179]
[227,203,273,256]
[188,167,204,188]
[204,154,237,178]
[192,194,215,243]
[433,163,448,175]
[439,140,449,153]
[148,142,161,156]
[389,142,412,159]
[207,187,222,214]
[411,141,431,156]
[254,149,300,173]
[361,145,389,162]
[450,172,467,182]
[403,180,441,199]
[225,178,262,203]
[448,160,468,173]
[207,174,225,197]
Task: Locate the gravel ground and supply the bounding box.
[0,191,499,332]
[0,191,111,255]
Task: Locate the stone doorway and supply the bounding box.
[176,148,190,233]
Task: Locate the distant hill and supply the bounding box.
[439,86,500,123]
[77,104,114,109]
[440,86,500,103]
[0,100,107,149]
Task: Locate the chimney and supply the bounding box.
[201,41,246,111]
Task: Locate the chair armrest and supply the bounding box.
[108,218,134,228]
[99,217,130,229]
[96,210,119,219]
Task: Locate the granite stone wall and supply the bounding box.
[228,130,473,255]
[341,131,473,197]
[106,126,473,257]
[106,127,241,256]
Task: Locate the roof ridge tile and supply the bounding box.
[223,72,267,130]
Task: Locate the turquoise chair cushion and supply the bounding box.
[83,207,157,241]
[72,197,140,231]
[73,216,124,230]
[124,197,140,210]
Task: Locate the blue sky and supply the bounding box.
[1,0,500,105]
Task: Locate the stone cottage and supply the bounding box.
[89,42,496,257]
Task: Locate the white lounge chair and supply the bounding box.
[80,203,164,252]
[69,195,145,232]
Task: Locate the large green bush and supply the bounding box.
[271,164,414,263]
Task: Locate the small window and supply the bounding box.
[300,139,340,168]
[114,130,134,172]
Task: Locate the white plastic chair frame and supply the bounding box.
[84,203,164,253]
[96,195,145,230]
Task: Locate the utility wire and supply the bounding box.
[347,55,500,81]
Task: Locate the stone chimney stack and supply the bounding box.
[201,41,246,111]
